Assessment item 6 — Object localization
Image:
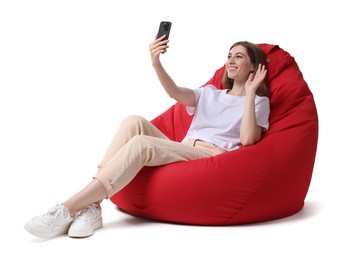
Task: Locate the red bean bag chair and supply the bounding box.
[110,44,319,225]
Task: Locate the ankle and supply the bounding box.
[62,203,78,217]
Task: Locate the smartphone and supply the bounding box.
[157,21,172,40]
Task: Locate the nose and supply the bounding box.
[227,56,236,64]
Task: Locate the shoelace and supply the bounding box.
[75,204,98,220]
[42,204,63,223]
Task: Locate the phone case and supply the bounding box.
[157,21,172,39]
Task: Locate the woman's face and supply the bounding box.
[226,45,254,84]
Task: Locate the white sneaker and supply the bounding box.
[24,204,73,239]
[68,203,103,238]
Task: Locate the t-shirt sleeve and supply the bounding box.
[255,97,270,132]
[186,88,203,115]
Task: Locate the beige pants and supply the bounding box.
[94,115,225,198]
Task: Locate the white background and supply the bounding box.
[1,0,362,259]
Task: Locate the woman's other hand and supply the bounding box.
[245,64,267,95]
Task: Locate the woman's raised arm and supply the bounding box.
[149,36,196,107]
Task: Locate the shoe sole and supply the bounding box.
[24,222,69,239]
[68,218,103,238]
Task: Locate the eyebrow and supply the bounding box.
[228,52,245,56]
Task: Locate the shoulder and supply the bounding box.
[255,95,270,104]
[255,96,270,112]
[203,84,219,91]
[194,85,223,103]
[200,84,223,95]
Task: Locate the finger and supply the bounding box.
[150,41,169,53]
[150,35,167,50]
[155,34,167,41]
[151,41,169,52]
[152,45,169,56]
[247,72,255,82]
[255,64,266,77]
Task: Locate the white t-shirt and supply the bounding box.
[182,85,270,151]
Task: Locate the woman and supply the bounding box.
[24,36,270,239]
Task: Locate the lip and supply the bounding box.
[227,67,237,72]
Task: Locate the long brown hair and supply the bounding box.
[222,41,271,98]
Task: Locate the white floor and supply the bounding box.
[7,194,362,259]
[1,1,362,259]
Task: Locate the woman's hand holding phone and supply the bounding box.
[150,21,172,66]
[149,35,169,66]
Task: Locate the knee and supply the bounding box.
[120,115,148,128]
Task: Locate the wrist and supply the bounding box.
[152,62,162,68]
[245,90,256,99]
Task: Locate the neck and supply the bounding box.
[228,83,246,96]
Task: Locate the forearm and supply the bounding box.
[153,63,178,97]
[149,36,195,106]
[240,94,262,146]
[153,63,195,107]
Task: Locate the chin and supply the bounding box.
[227,73,236,79]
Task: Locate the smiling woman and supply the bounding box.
[24,39,318,239]
[223,41,271,98]
[110,43,319,225]
[24,38,275,239]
